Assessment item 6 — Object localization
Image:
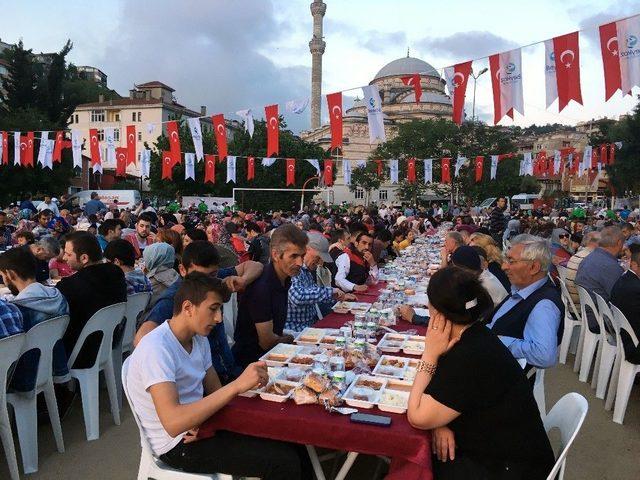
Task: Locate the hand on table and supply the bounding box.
[353,284,368,293]
[281,333,295,344]
[432,426,456,462]
[397,305,416,323]
[343,293,357,301]
[234,361,269,394]
[333,288,345,301]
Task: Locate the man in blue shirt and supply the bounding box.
[0,298,23,339]
[83,192,107,217]
[486,235,563,369]
[135,241,263,383]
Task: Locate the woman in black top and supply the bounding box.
[407,266,554,480]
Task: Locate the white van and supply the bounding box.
[61,190,141,211]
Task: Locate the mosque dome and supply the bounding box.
[373,56,440,81]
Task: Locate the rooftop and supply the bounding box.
[135,81,175,92]
[373,56,440,81]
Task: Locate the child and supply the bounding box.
[48,236,75,278]
[15,231,35,246]
[127,272,308,479]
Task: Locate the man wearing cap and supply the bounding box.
[285,232,355,332]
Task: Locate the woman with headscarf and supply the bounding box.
[143,242,180,308]
[550,227,573,268]
[502,219,521,244]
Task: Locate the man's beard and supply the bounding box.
[7,281,19,296]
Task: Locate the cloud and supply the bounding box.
[361,31,407,53]
[574,2,639,47]
[416,31,519,61]
[98,0,312,132]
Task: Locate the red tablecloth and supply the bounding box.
[200,282,433,480]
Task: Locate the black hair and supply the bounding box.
[66,231,103,263]
[38,209,52,218]
[471,245,488,260]
[426,266,494,325]
[330,228,348,244]
[630,243,640,266]
[355,230,373,243]
[225,222,239,235]
[98,219,122,237]
[185,228,208,242]
[138,212,155,224]
[0,246,37,280]
[375,229,393,243]
[245,221,261,234]
[173,271,231,315]
[104,239,137,267]
[182,240,220,270]
[16,231,35,244]
[348,222,367,238]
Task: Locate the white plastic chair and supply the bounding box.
[7,315,69,474]
[68,302,126,441]
[593,294,617,400]
[121,358,232,480]
[606,305,640,424]
[544,392,588,480]
[527,367,546,416]
[222,292,238,347]
[577,286,601,383]
[556,264,568,282]
[0,333,26,480]
[557,277,583,368]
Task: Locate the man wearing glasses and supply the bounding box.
[486,234,564,369]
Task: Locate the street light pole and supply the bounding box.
[470,67,488,122]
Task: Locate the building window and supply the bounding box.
[354,189,364,200]
[97,129,104,141]
[75,114,79,123]
[137,112,142,122]
[137,131,142,141]
[114,113,120,122]
[91,109,105,122]
[562,141,571,147]
[113,128,120,141]
[379,190,388,200]
[131,112,136,122]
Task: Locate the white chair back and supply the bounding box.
[610,304,639,350]
[222,292,238,343]
[593,293,616,347]
[121,358,153,456]
[123,293,151,353]
[20,315,70,392]
[67,303,127,370]
[544,392,588,480]
[577,286,599,331]
[558,277,580,322]
[556,265,568,282]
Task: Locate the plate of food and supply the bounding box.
[378,333,408,353]
[373,356,409,378]
[288,354,315,369]
[403,336,426,356]
[295,328,326,345]
[377,389,410,414]
[259,380,299,402]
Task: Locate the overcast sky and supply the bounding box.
[1,0,638,132]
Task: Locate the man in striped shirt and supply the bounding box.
[0,298,23,339]
[565,231,600,305]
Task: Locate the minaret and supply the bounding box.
[309,0,326,130]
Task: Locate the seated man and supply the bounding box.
[439,231,464,268]
[127,272,308,479]
[57,231,127,367]
[486,234,564,368]
[104,239,152,294]
[125,212,156,259]
[611,244,640,363]
[97,219,123,251]
[135,241,263,384]
[286,232,353,332]
[27,235,60,282]
[565,231,600,305]
[0,247,70,392]
[233,224,306,367]
[334,230,378,293]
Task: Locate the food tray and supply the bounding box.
[402,336,426,356]
[294,327,342,345]
[377,379,412,414]
[342,374,387,409]
[372,355,410,379]
[332,301,372,314]
[259,344,303,367]
[378,333,409,353]
[259,380,300,402]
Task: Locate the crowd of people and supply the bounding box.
[0,191,639,479]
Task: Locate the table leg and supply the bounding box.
[334,452,359,480]
[306,445,327,480]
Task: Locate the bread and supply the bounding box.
[318,387,341,407]
[293,386,318,405]
[304,372,330,393]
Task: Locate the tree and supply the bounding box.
[349,162,384,206]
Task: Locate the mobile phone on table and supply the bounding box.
[350,412,392,427]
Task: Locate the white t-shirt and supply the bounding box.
[480,269,509,305]
[127,321,212,456]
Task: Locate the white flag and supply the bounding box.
[523,152,533,176]
[544,40,558,108]
[92,159,103,174]
[184,153,196,180]
[261,157,276,167]
[305,158,320,175]
[105,128,116,165]
[141,149,151,177]
[389,159,399,184]
[227,155,237,183]
[614,141,623,149]
[490,155,499,179]
[424,158,433,183]
[236,109,254,138]
[187,118,204,162]
[519,159,524,176]
[495,48,524,120]
[37,131,49,166]
[617,16,640,95]
[581,146,592,177]
[71,130,83,169]
[454,156,467,177]
[14,132,20,166]
[356,159,367,169]
[553,150,561,175]
[343,159,352,185]
[285,98,309,114]
[41,139,54,170]
[362,85,386,143]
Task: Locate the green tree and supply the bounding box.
[349,162,384,206]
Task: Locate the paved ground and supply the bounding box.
[1,353,639,479]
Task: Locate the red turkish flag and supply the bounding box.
[441,158,451,183]
[547,153,555,176]
[401,74,422,104]
[599,22,621,101]
[89,128,101,167]
[571,152,580,174]
[162,151,174,180]
[535,151,547,176]
[247,156,255,180]
[553,32,582,112]
[591,148,599,169]
[1,131,8,165]
[375,159,383,176]
[115,147,128,177]
[166,121,182,165]
[407,157,416,183]
[126,125,136,165]
[449,61,472,125]
[204,154,216,184]
[599,144,608,165]
[53,131,64,163]
[323,159,333,186]
[21,132,34,167]
[497,153,513,161]
[286,158,295,186]
[326,92,343,150]
[475,156,484,182]
[609,144,616,165]
[265,104,279,156]
[212,114,228,160]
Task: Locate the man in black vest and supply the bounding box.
[334,231,378,293]
[610,244,640,363]
[486,234,564,368]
